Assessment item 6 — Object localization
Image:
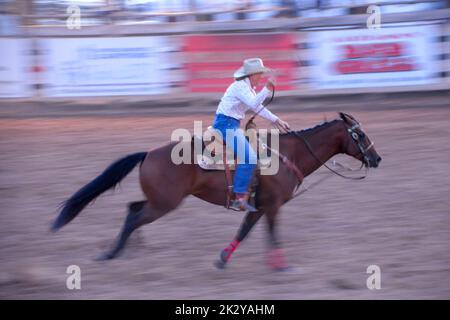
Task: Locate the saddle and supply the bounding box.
[195,126,272,171]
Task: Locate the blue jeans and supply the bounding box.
[212,113,257,194]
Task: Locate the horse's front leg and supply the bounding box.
[215,210,264,269]
[265,207,290,271]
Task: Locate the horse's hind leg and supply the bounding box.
[215,211,264,269]
[97,201,163,260]
[265,208,289,271]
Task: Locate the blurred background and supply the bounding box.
[0,0,449,299]
[1,0,450,99]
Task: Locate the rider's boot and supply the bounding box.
[229,192,258,212]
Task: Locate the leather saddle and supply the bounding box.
[194,126,272,171]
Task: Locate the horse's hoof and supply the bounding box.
[214,259,227,270]
[266,248,290,272]
[95,252,115,261]
[273,266,291,272]
[272,266,303,274]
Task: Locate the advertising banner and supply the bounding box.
[41,37,177,97]
[184,34,297,92]
[311,25,439,89]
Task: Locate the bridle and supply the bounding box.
[291,118,374,180]
[346,122,375,165]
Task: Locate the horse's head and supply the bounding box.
[339,112,382,168]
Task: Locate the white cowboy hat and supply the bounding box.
[233,58,271,78]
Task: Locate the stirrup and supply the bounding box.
[229,199,258,213]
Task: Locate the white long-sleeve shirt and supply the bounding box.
[215,78,279,123]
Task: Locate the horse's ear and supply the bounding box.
[339,112,350,123]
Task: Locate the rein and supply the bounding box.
[290,130,369,181]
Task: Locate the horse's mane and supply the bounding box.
[281,118,341,137]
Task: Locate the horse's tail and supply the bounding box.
[51,152,147,232]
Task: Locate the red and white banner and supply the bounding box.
[311,25,439,89]
[184,34,297,92]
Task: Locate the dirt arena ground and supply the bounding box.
[0,104,449,299]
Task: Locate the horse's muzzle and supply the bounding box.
[365,155,381,168]
[370,156,382,168]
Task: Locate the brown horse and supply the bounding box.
[51,112,381,271]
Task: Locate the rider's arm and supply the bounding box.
[235,82,271,113]
[235,83,278,122]
[255,105,279,123]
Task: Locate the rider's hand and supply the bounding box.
[265,78,276,91]
[275,118,291,132]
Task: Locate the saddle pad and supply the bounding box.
[198,156,272,171]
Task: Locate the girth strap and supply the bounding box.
[222,144,233,209]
